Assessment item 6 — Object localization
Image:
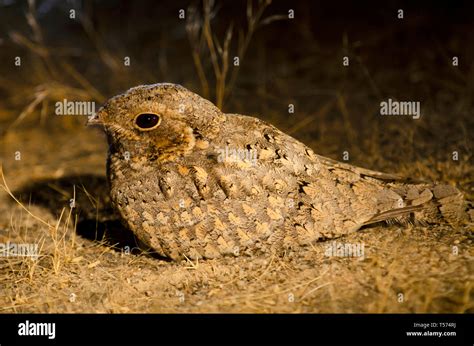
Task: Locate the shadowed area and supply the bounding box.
[12,175,142,253]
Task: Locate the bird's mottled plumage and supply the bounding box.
[89,83,466,260]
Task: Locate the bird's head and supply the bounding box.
[88,83,225,162]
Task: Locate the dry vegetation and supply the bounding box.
[0,0,473,313]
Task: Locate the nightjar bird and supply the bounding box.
[88,83,466,260]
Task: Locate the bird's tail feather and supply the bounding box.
[365,183,467,227]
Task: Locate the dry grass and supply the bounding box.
[1,178,471,313]
[186,0,286,108]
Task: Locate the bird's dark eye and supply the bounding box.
[134,113,161,130]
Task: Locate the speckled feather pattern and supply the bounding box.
[94,83,466,260]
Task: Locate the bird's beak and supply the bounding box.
[87,112,103,126]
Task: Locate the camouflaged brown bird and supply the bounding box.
[88,83,466,260]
